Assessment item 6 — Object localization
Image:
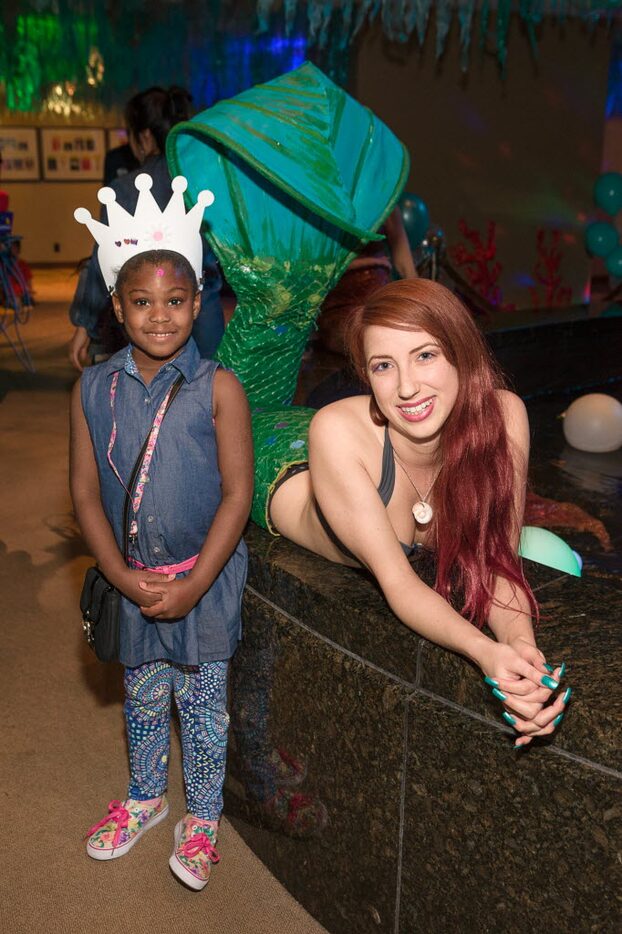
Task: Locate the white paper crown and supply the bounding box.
[74,173,215,292]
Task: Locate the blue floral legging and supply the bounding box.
[124,660,229,821]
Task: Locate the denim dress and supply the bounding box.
[80,338,247,667]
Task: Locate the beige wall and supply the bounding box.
[353,16,610,307]
[4,181,99,264]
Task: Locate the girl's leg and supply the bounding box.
[169,662,229,890]
[173,661,230,821]
[85,661,173,860]
[124,660,174,800]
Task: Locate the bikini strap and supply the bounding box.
[376,424,395,507]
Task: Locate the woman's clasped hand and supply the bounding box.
[482,642,571,748]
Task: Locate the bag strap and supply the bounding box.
[122,374,185,559]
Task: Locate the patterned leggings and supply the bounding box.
[124,660,229,821]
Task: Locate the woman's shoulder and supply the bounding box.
[495,388,527,422]
[309,394,376,452]
[311,393,372,427]
[495,388,529,446]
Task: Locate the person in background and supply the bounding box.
[316,205,417,355]
[69,86,224,370]
[103,141,139,186]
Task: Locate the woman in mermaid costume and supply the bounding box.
[167,63,571,747]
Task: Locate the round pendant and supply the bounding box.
[412,501,433,525]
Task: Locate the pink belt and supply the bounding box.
[128,554,198,575]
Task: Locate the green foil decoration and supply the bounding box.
[261,0,621,67]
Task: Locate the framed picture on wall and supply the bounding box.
[0,128,40,181]
[107,128,129,150]
[41,128,106,181]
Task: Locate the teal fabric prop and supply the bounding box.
[167,61,409,411]
[518,527,582,577]
[167,61,408,528]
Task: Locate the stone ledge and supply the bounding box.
[225,526,621,933]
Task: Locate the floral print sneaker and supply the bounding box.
[169,815,220,891]
[85,796,169,860]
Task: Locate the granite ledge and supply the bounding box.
[244,523,621,772]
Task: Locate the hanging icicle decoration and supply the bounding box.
[257,0,621,69]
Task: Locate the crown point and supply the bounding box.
[171,176,188,193]
[74,207,92,224]
[98,187,116,206]
[197,189,215,208]
[135,173,153,192]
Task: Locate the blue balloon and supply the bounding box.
[594,172,622,216]
[399,193,430,250]
[584,221,618,258]
[605,244,622,278]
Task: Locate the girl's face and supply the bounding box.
[364,325,459,445]
[112,260,199,373]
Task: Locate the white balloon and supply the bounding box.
[562,393,622,453]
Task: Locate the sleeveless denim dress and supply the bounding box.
[80,338,247,668]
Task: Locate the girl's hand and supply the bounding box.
[138,577,202,620]
[120,569,175,607]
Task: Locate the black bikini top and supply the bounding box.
[316,425,418,560]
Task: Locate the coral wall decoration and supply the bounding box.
[529,228,572,308]
[450,218,514,311]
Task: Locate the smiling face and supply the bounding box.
[112,258,199,376]
[364,325,459,446]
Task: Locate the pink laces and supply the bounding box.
[85,800,130,848]
[182,832,220,864]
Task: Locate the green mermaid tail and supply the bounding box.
[167,63,408,526]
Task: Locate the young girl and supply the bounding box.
[70,179,252,889]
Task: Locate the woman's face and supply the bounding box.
[364,325,459,443]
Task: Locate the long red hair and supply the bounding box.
[346,278,537,628]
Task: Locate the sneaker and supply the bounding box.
[85,796,169,860]
[169,815,220,891]
[272,748,307,788]
[261,788,328,838]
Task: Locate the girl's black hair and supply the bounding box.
[115,250,198,294]
[124,86,192,152]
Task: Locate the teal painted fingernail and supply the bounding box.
[502,711,517,726]
[492,688,507,701]
[514,740,525,749]
[562,687,572,705]
[484,677,499,687]
[553,713,564,727]
[558,662,566,679]
[541,675,559,689]
[543,663,554,673]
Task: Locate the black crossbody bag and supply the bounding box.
[80,375,184,662]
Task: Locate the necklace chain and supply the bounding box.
[389,429,441,525]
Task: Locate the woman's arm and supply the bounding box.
[69,380,169,606]
[485,391,567,745]
[308,406,544,686]
[487,391,537,646]
[139,369,253,619]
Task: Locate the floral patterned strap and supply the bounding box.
[107,371,181,538]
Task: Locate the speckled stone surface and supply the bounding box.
[226,525,621,933]
[226,589,406,934]
[401,694,622,934]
